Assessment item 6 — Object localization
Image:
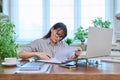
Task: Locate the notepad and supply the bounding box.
[15,62,52,74]
[19,62,44,71]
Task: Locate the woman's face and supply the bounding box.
[50,28,64,44]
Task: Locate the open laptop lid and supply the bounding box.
[85,27,113,58]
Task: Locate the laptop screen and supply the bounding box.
[86,27,113,58]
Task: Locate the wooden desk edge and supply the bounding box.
[0,74,120,80]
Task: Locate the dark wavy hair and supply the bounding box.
[43,22,67,40]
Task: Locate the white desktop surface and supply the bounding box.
[81,51,120,57]
[80,51,120,63]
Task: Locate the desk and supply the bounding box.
[0,61,120,80]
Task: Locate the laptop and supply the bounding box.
[80,27,113,59]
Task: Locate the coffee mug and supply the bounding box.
[4,58,17,64]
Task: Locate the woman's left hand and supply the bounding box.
[74,48,82,57]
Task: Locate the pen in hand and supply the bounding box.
[47,55,51,59]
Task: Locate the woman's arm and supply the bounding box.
[70,48,82,59]
[19,51,51,60]
[19,51,36,59]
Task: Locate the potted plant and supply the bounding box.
[65,38,73,45]
[92,17,111,28]
[74,26,88,51]
[0,15,18,64]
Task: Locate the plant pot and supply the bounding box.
[80,42,86,51]
[0,60,4,73]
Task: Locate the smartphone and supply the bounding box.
[59,61,76,68]
[59,64,76,68]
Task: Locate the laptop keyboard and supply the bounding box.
[19,62,44,71]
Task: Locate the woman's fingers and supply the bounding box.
[37,53,51,60]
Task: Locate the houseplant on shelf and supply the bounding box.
[65,38,73,45]
[0,15,18,64]
[74,26,88,51]
[92,17,111,28]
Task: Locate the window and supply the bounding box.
[18,0,42,42]
[50,0,74,38]
[81,0,105,29]
[7,0,113,44]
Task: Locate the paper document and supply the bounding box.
[37,46,79,64]
[37,58,62,64]
[37,58,79,64]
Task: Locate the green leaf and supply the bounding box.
[92,17,111,28]
[74,26,88,42]
[65,38,73,45]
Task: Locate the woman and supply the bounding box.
[19,22,82,60]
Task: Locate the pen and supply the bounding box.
[47,55,51,58]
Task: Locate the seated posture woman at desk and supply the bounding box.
[19,22,82,60]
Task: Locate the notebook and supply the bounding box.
[15,62,52,74]
[18,62,44,71]
[79,27,113,59]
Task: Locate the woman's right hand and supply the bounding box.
[35,52,51,60]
